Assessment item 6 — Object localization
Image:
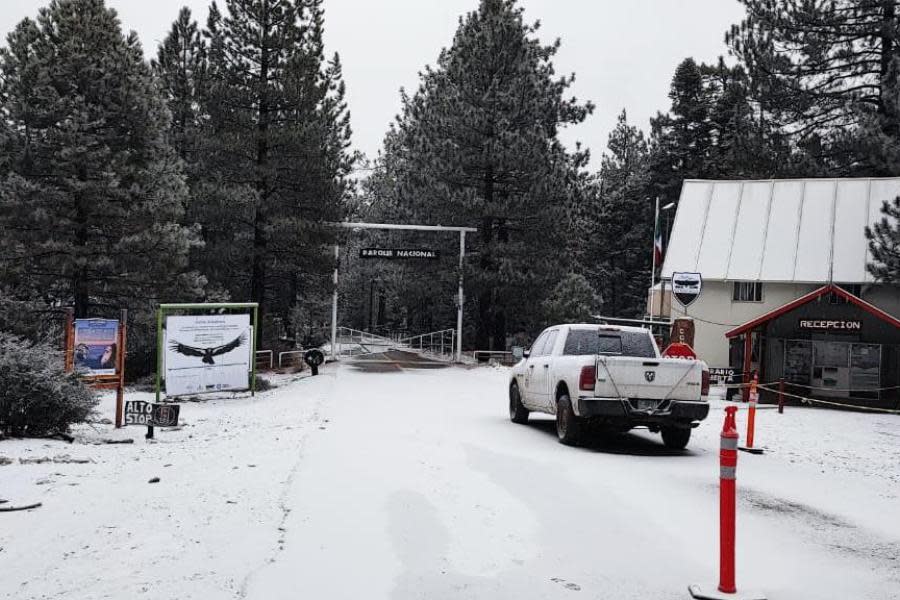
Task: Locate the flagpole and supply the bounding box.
[651,196,659,319]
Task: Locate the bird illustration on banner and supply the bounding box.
[168,332,247,365]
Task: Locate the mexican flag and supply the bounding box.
[653,205,664,267]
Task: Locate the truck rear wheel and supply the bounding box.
[556,394,584,446]
[661,426,691,450]
[509,382,529,424]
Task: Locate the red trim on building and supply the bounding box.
[725,284,900,338]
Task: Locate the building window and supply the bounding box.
[733,281,763,302]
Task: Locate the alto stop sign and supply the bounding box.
[661,342,697,359]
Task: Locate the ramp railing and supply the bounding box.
[398,328,456,360]
[334,326,398,356]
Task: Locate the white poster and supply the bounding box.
[164,314,252,397]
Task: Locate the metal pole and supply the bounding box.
[331,244,339,360]
[251,304,258,396]
[650,196,659,320]
[457,230,465,363]
[155,307,163,404]
[150,306,163,440]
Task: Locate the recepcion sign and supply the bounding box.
[798,319,862,332]
[165,314,252,396]
[73,319,119,377]
[359,248,439,259]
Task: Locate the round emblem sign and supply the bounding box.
[304,349,325,367]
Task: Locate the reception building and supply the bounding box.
[657,178,900,408]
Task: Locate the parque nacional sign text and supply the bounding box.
[359,248,439,259]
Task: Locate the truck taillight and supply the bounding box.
[701,369,710,397]
[579,365,596,391]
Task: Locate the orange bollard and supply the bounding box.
[689,407,766,600]
[746,373,758,448]
[719,405,738,594]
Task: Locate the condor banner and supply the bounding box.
[164,314,252,397]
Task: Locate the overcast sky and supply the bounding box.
[1,0,746,170]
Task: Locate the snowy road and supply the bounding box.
[2,361,900,599]
[247,362,900,600]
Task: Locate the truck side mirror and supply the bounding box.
[522,349,531,359]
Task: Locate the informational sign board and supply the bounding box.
[708,367,737,385]
[124,400,180,427]
[164,314,251,397]
[359,248,439,260]
[73,319,119,377]
[672,272,702,307]
[798,319,861,332]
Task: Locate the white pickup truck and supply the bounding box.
[508,324,710,448]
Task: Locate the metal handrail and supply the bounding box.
[398,328,456,358]
[278,350,305,368]
[255,350,273,370]
[333,326,398,356]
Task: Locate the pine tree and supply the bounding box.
[727,0,900,174]
[866,197,900,282]
[648,57,790,209]
[152,7,206,163]
[593,111,653,317]
[648,58,715,208]
[0,0,202,318]
[373,0,593,348]
[198,0,353,339]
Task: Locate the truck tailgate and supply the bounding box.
[594,356,702,401]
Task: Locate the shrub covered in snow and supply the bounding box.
[0,332,97,437]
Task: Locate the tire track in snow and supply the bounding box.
[741,486,900,576]
[237,372,337,598]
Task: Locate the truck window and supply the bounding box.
[540,330,558,356]
[529,332,548,356]
[563,330,656,358]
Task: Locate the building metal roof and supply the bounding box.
[660,178,900,284]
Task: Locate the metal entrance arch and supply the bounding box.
[327,222,478,363]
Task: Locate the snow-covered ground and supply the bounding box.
[2,362,899,599]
